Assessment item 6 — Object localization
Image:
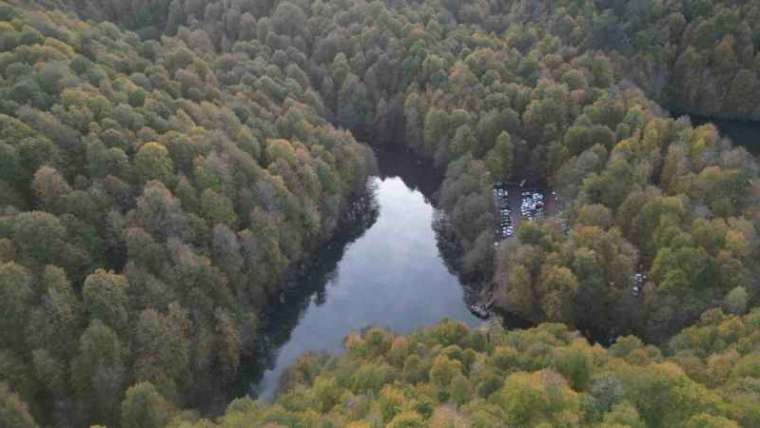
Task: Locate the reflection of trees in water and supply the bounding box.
[375,146,486,303]
[432,211,465,279]
[375,146,443,203]
[234,185,379,399]
[433,209,533,330]
[432,211,486,301]
[235,146,541,400]
[375,147,489,304]
[377,147,495,308]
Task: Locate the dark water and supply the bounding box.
[241,148,483,401]
[676,114,760,155]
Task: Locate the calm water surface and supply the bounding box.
[241,117,760,402]
[246,149,482,400]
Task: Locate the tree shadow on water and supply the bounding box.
[233,185,379,399]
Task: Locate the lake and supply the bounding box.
[238,113,760,402]
[241,148,484,401]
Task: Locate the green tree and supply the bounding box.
[724,286,748,315]
[12,211,66,265]
[120,382,172,428]
[539,265,579,324]
[450,374,473,406]
[133,305,190,398]
[215,308,241,380]
[601,402,645,428]
[685,413,740,428]
[132,181,188,241]
[271,2,307,37]
[31,166,71,212]
[135,142,174,185]
[553,347,591,390]
[71,320,125,424]
[485,131,514,181]
[430,355,462,387]
[0,262,33,348]
[423,109,450,153]
[200,188,237,227]
[0,383,37,428]
[26,266,82,358]
[82,270,130,333]
[31,349,66,397]
[449,124,477,160]
[496,370,580,427]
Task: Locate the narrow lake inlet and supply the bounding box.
[241,148,483,400]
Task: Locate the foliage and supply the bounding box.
[183,316,758,427]
[0,1,373,425]
[1,0,759,425]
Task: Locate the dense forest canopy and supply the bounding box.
[190,311,760,427]
[0,0,758,426]
[51,0,760,122]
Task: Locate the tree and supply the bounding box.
[403,355,427,384]
[496,370,581,427]
[485,131,514,181]
[685,413,739,428]
[82,270,130,333]
[271,2,307,37]
[0,383,37,428]
[539,265,579,324]
[430,355,462,387]
[133,306,190,399]
[449,124,477,160]
[17,137,58,183]
[601,402,645,428]
[71,320,125,424]
[31,166,71,212]
[132,181,188,242]
[337,74,371,131]
[313,377,342,413]
[503,262,537,320]
[450,374,473,406]
[576,204,612,228]
[424,109,450,153]
[12,211,66,265]
[26,266,82,358]
[725,69,759,115]
[211,223,243,276]
[0,262,33,349]
[135,142,174,185]
[86,139,129,179]
[31,349,66,397]
[215,308,241,380]
[724,287,748,315]
[553,347,592,390]
[120,382,172,428]
[200,188,237,227]
[387,411,425,428]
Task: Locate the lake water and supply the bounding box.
[243,148,483,401]
[238,115,760,402]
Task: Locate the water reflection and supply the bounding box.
[240,149,482,401]
[374,146,444,201]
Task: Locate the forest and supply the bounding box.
[0,0,759,427]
